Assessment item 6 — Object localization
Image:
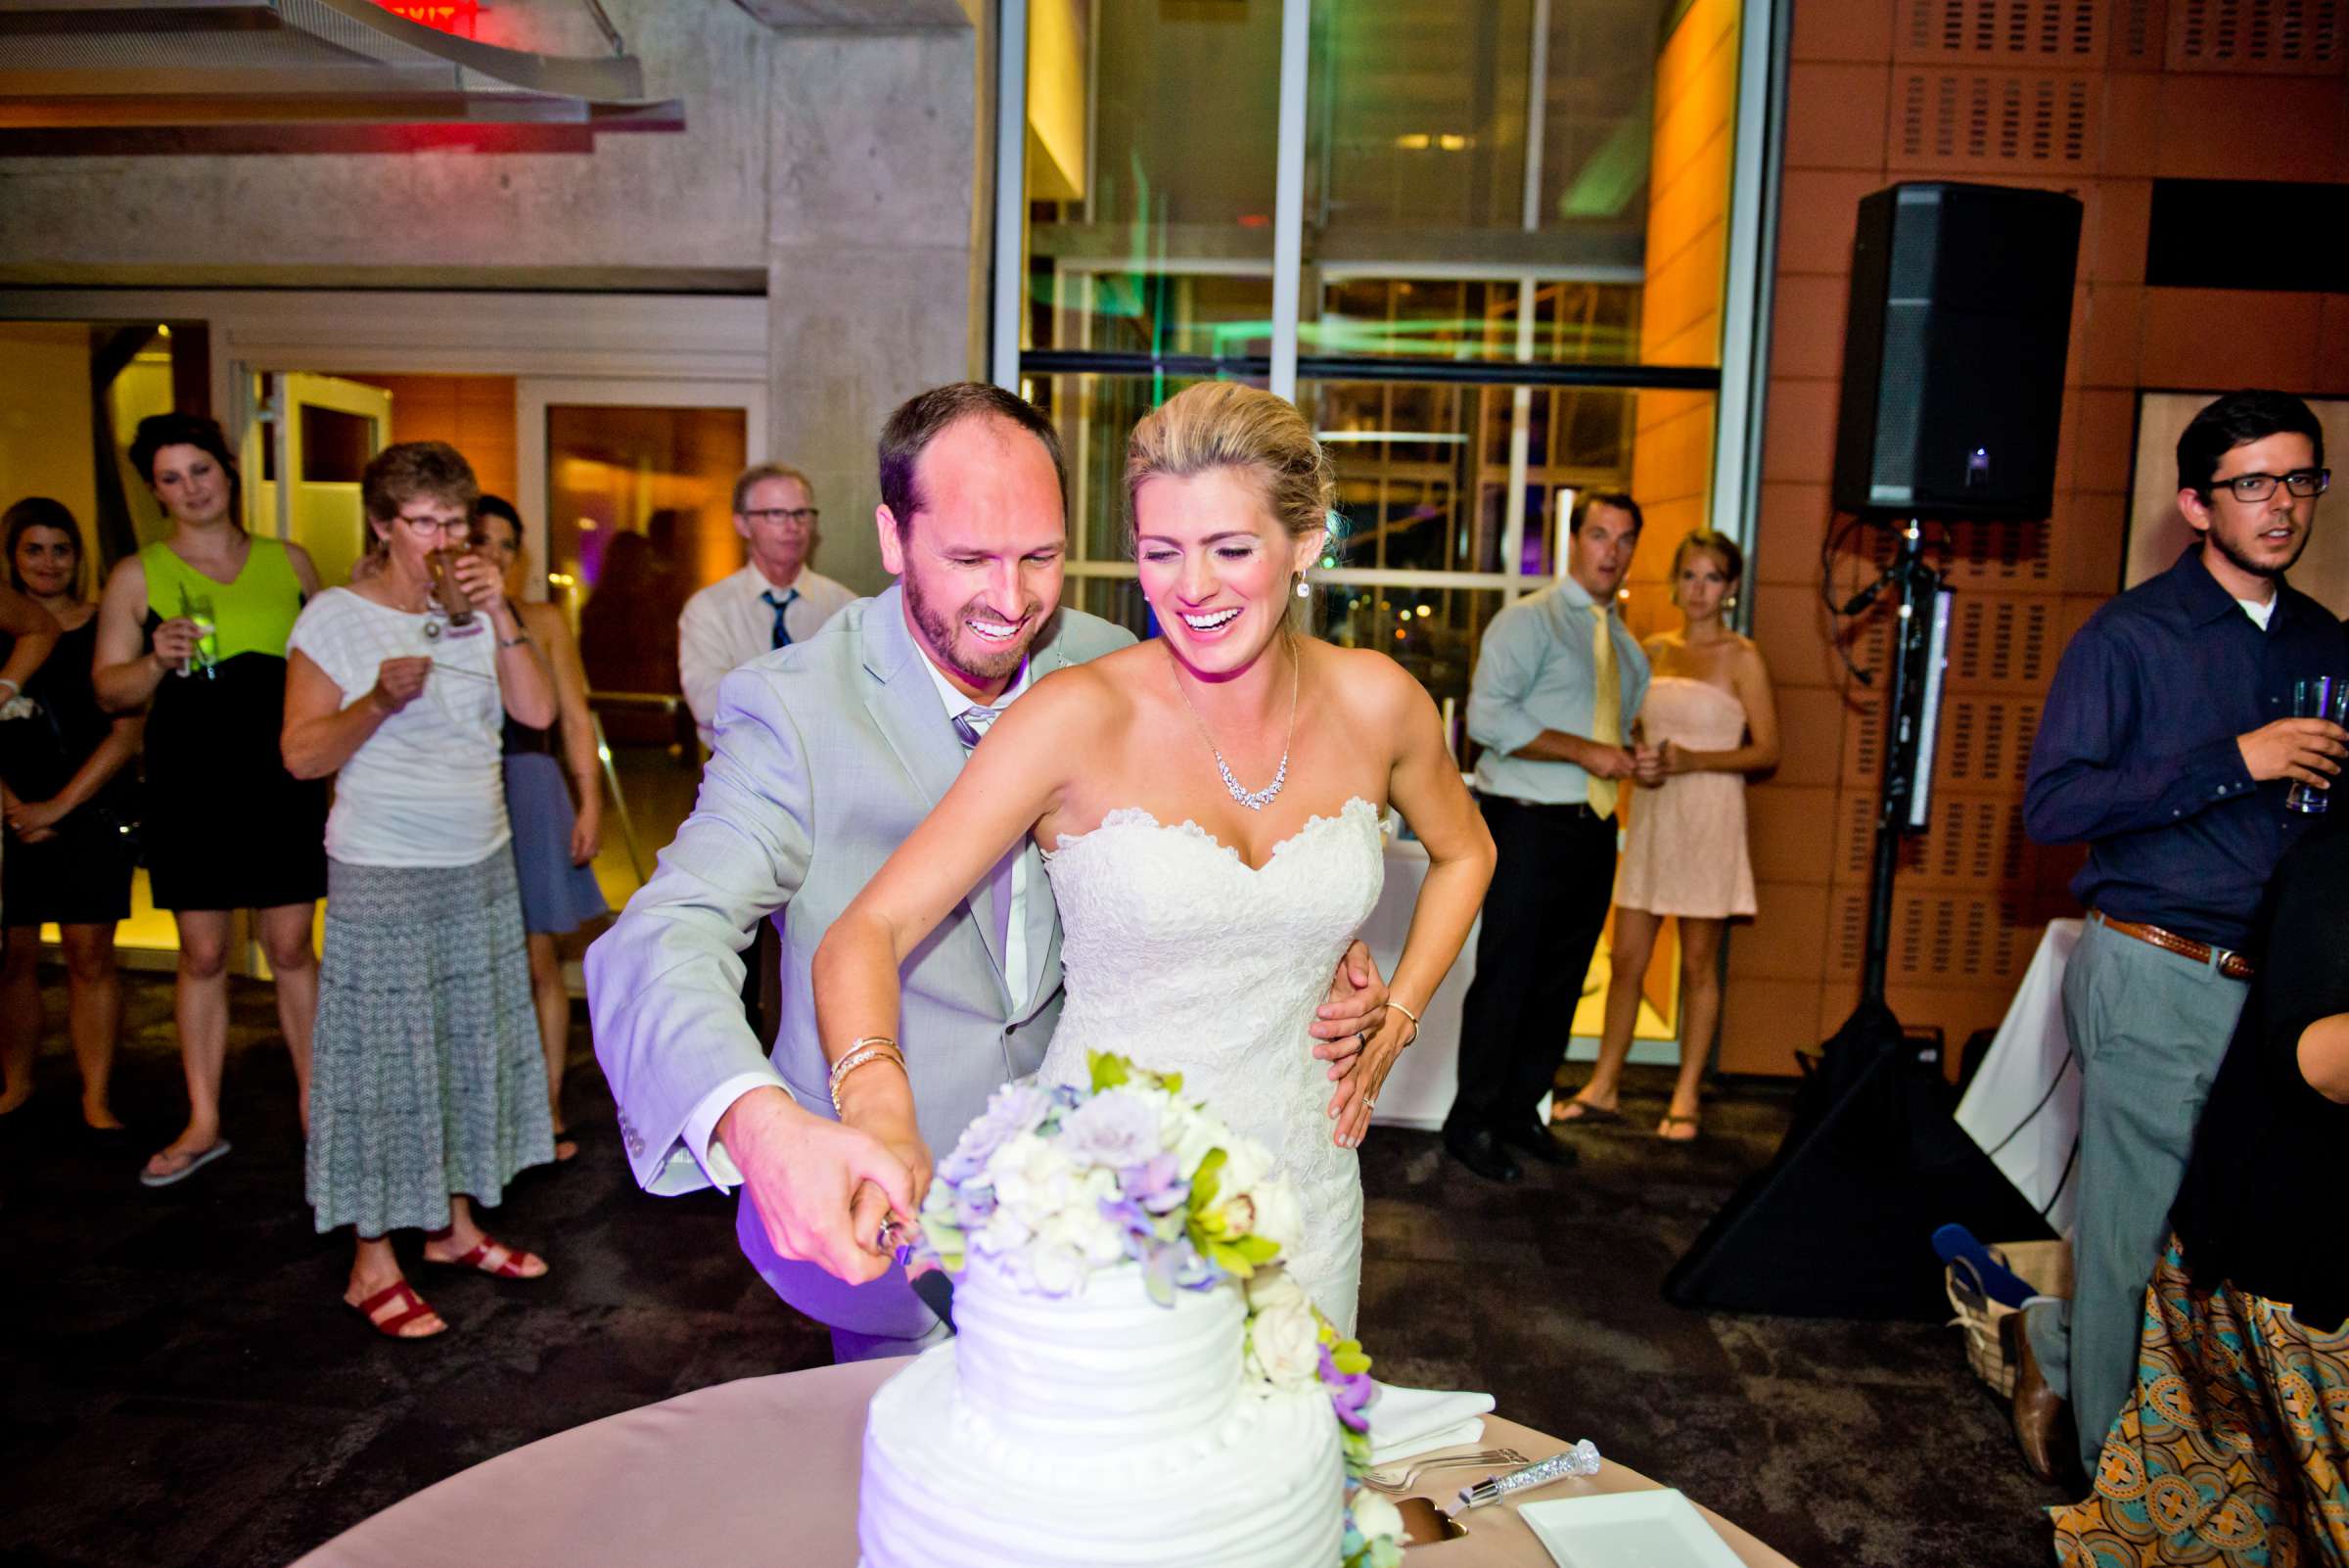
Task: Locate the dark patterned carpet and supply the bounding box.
[0,972,2070,1567]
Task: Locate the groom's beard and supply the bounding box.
[904,569,1041,686]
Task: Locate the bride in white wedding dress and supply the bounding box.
[814,383,1494,1332]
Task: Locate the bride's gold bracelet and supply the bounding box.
[829,1037,906,1117]
[1381,999,1421,1047]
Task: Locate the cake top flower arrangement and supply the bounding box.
[904,1053,1404,1568]
[909,1050,1298,1300]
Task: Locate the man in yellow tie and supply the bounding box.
[1446,493,1649,1182]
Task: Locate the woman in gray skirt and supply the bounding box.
[282,442,558,1340]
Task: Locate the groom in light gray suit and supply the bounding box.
[587,384,1136,1360]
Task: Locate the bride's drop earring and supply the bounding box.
[1294,575,1310,599]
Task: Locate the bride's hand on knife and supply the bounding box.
[836,1063,936,1252]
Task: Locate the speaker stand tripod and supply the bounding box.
[1836,518,1949,1064]
[1662,519,2054,1319]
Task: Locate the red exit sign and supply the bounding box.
[378,2,482,35]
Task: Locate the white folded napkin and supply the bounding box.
[1367,1382,1497,1464]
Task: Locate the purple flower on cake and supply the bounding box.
[1123,1150,1190,1216]
[951,1182,998,1230]
[1057,1086,1164,1169]
[939,1082,1051,1183]
[1319,1345,1376,1434]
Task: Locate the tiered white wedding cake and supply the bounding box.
[855,1056,1402,1568]
[860,1257,1341,1566]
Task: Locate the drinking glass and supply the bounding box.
[2287,675,2349,813]
[178,586,219,680]
[426,545,484,637]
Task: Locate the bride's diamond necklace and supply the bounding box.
[1166,635,1300,812]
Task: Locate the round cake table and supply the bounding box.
[293,1358,1799,1567]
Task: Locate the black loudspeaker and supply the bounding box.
[1830,181,2083,521]
[1662,1008,2055,1320]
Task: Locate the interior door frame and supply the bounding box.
[515,375,769,602]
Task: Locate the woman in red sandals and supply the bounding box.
[281,443,559,1339]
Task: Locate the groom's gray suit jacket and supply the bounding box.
[585,584,1133,1339]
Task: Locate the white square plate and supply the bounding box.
[1518,1489,1746,1568]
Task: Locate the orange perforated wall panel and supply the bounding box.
[1729,0,2349,1075]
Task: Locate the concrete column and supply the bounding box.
[766,25,991,597]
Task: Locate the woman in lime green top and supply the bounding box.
[94,413,331,1188]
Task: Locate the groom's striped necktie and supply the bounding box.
[952,703,1014,952]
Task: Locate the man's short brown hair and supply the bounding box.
[362,441,479,523]
[878,383,1065,532]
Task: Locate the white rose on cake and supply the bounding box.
[1243,1268,1324,1389]
[1161,1097,1226,1179]
[989,1131,1080,1220]
[1248,1171,1304,1254]
[1349,1490,1405,1545]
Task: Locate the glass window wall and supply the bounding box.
[1007,0,1767,1049]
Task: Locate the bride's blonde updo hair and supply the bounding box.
[1124,382,1336,557]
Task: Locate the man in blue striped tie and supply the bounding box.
[678,462,856,753]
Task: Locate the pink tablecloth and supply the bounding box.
[295,1358,1799,1567]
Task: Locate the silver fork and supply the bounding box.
[1357,1447,1529,1495]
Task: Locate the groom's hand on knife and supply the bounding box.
[718,1086,918,1285]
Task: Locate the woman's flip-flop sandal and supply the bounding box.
[1657,1113,1701,1142]
[424,1235,548,1280]
[347,1280,447,1339]
[1551,1098,1624,1126]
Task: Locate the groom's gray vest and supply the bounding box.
[587,584,1133,1339]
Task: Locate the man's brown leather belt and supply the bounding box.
[2094,913,2254,980]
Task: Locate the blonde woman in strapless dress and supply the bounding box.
[1553,530,1777,1141]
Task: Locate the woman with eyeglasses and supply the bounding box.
[281,443,557,1339]
[475,494,607,1164]
[93,413,330,1187]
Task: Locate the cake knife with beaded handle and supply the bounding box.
[1453,1441,1602,1511]
[879,1217,956,1332]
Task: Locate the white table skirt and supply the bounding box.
[1954,918,2083,1234]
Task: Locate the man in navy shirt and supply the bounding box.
[2014,389,2344,1481]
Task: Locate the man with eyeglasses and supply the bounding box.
[679,463,855,752]
[2014,389,2346,1484]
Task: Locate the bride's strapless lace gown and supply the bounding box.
[1036,796,1386,1334]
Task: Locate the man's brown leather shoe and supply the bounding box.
[2003,1309,2074,1484]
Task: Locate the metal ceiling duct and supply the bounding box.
[0,0,684,153]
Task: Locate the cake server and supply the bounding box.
[1452,1441,1602,1511]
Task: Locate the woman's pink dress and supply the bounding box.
[1614,675,1757,919]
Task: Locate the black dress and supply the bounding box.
[135,537,328,912]
[2172,807,2349,1329]
[0,618,139,925]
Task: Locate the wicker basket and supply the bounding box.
[1947,1238,2073,1398]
